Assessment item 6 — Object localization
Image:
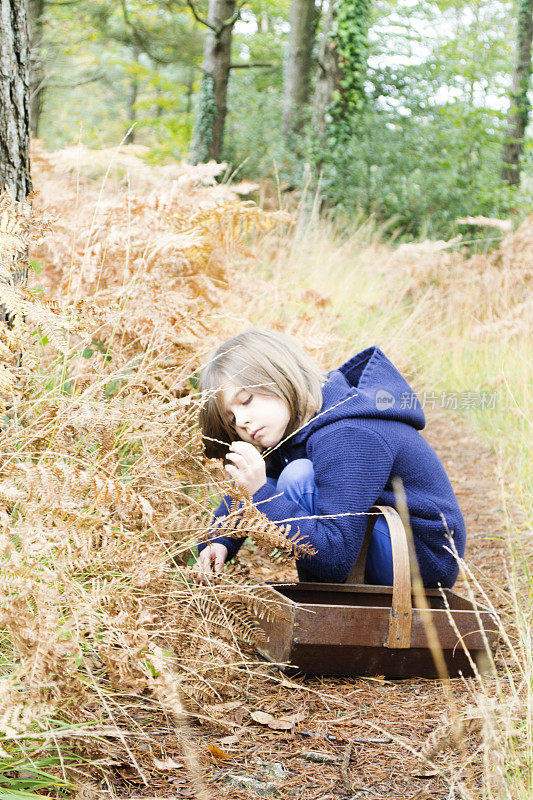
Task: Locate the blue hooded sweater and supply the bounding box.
[199,346,466,588]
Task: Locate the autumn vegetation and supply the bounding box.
[0,143,529,798]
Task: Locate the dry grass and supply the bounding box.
[0,145,530,798]
[0,146,300,796]
[230,201,532,799]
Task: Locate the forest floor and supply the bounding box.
[4,146,529,800]
[105,408,517,800]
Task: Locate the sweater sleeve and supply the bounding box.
[251,422,394,582]
[197,494,248,560]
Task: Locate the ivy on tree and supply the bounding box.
[328,0,371,150]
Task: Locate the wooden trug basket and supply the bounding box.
[256,506,498,678]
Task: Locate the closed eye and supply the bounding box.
[226,392,252,426]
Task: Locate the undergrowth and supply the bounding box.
[0,144,530,798]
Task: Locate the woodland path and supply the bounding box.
[113,409,515,800]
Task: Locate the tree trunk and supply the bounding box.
[312,1,339,139]
[124,45,141,144]
[186,66,195,115]
[502,0,533,186]
[190,0,235,164]
[0,0,32,200]
[282,0,319,137]
[28,0,45,138]
[312,0,370,159]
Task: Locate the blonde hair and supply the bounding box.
[199,329,326,458]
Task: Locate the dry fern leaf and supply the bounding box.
[0,480,24,503]
[0,212,26,257]
[211,490,316,560]
[147,229,210,260]
[24,303,71,353]
[188,593,266,646]
[0,283,28,319]
[191,202,291,236]
[231,582,294,625]
[190,576,293,625]
[0,363,14,394]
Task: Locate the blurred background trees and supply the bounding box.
[30,0,533,237]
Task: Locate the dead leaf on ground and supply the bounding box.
[219,734,240,746]
[249,709,306,730]
[153,757,184,770]
[206,699,243,714]
[207,743,233,760]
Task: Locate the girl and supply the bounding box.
[196,330,466,587]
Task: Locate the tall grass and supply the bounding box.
[229,210,533,798]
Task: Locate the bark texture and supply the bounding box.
[28,0,45,138]
[124,45,141,144]
[502,0,533,185]
[282,0,319,136]
[0,0,32,200]
[312,1,340,139]
[190,0,236,163]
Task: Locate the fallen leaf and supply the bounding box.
[153,757,184,770]
[249,709,306,730]
[207,743,233,760]
[249,710,274,725]
[219,734,240,746]
[283,710,306,724]
[206,700,243,714]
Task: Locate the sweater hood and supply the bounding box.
[291,346,425,444]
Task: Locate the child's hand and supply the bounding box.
[225,441,267,495]
[195,543,229,584]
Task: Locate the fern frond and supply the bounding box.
[188,593,266,646]
[228,582,294,625]
[0,481,24,503]
[0,283,28,319]
[210,490,316,560]
[23,303,71,353]
[0,363,14,394]
[0,212,26,257]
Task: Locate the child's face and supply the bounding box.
[220,382,291,449]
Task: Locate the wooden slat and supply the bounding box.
[290,604,496,650]
[373,506,413,648]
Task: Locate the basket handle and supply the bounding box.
[345,505,412,649]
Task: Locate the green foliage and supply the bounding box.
[0,735,74,798]
[312,0,529,236]
[36,0,533,236]
[222,67,295,179]
[319,104,522,237]
[39,0,203,150]
[190,73,218,164]
[328,0,372,147]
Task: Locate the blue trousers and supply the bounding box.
[268,459,394,585]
